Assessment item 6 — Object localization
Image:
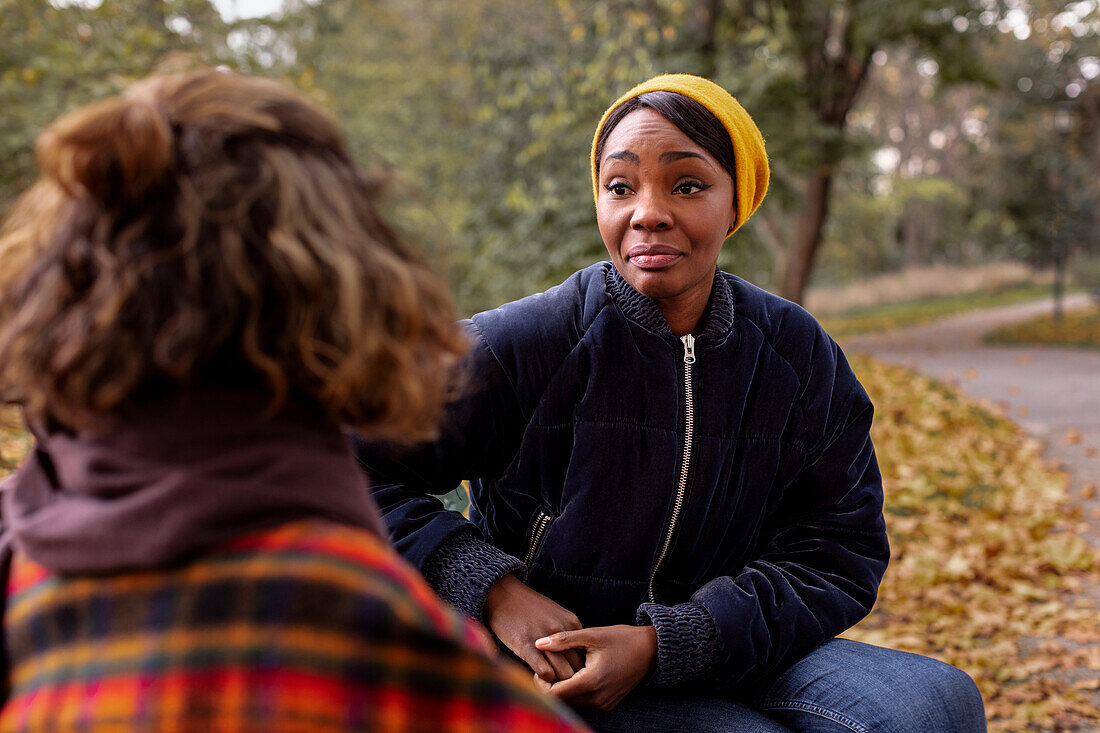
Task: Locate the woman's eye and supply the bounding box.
[674,181,710,195]
[604,182,631,196]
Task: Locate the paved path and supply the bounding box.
[842,293,1100,545]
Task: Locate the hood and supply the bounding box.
[0,389,385,574]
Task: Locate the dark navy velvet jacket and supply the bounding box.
[357,262,889,690]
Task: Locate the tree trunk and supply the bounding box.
[753,210,788,275]
[692,0,723,78]
[771,2,872,305]
[143,0,166,29]
[779,166,833,303]
[901,199,934,267]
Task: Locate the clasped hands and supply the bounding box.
[485,573,657,711]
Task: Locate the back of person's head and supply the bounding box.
[0,69,466,441]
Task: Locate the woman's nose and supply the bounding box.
[630,189,671,231]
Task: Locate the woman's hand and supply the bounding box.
[485,573,585,682]
[533,624,658,711]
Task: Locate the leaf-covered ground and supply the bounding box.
[845,355,1100,731]
[2,356,1098,729]
[0,406,30,475]
[985,304,1100,352]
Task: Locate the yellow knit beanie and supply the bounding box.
[591,74,769,235]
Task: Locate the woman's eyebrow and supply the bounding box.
[603,149,716,169]
[659,150,714,168]
[605,150,640,164]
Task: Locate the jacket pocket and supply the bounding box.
[523,509,553,566]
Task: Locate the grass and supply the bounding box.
[985,303,1100,351]
[805,261,1044,315]
[816,283,1069,339]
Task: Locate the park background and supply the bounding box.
[1,0,1099,729]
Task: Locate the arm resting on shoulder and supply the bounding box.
[352,331,529,618]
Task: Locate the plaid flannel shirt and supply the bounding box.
[0,519,587,733]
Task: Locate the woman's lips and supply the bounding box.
[627,245,682,269]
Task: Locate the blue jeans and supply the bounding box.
[576,639,986,732]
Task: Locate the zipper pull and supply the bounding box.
[681,334,696,364]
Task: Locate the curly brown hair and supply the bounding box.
[0,70,467,441]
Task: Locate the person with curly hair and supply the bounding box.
[0,69,586,733]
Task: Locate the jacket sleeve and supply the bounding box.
[638,340,889,691]
[351,326,529,619]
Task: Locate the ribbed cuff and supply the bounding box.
[636,600,724,687]
[421,528,526,622]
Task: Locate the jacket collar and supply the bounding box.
[604,263,735,340]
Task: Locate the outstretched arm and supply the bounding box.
[353,328,585,682]
[352,331,525,586]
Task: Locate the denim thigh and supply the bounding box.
[576,692,792,733]
[575,639,985,733]
[758,639,987,733]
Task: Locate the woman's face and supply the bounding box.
[596,107,735,333]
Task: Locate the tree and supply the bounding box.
[680,0,1003,303]
[270,0,1090,311]
[978,0,1099,267]
[0,0,232,208]
[285,0,676,313]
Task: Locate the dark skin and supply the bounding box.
[485,109,735,710]
[485,573,585,682]
[534,626,658,711]
[485,575,658,712]
[596,108,735,336]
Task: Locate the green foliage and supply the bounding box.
[819,172,975,282]
[1071,256,1100,290]
[277,0,1011,311]
[811,0,1099,289]
[953,3,1098,268]
[2,1,1096,313]
[0,0,233,207]
[284,0,664,312]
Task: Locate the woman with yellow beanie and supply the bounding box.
[357,75,986,731]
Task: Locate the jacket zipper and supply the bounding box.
[647,333,696,603]
[524,510,552,566]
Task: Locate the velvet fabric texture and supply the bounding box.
[590,73,769,235]
[1,390,385,574]
[357,263,889,691]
